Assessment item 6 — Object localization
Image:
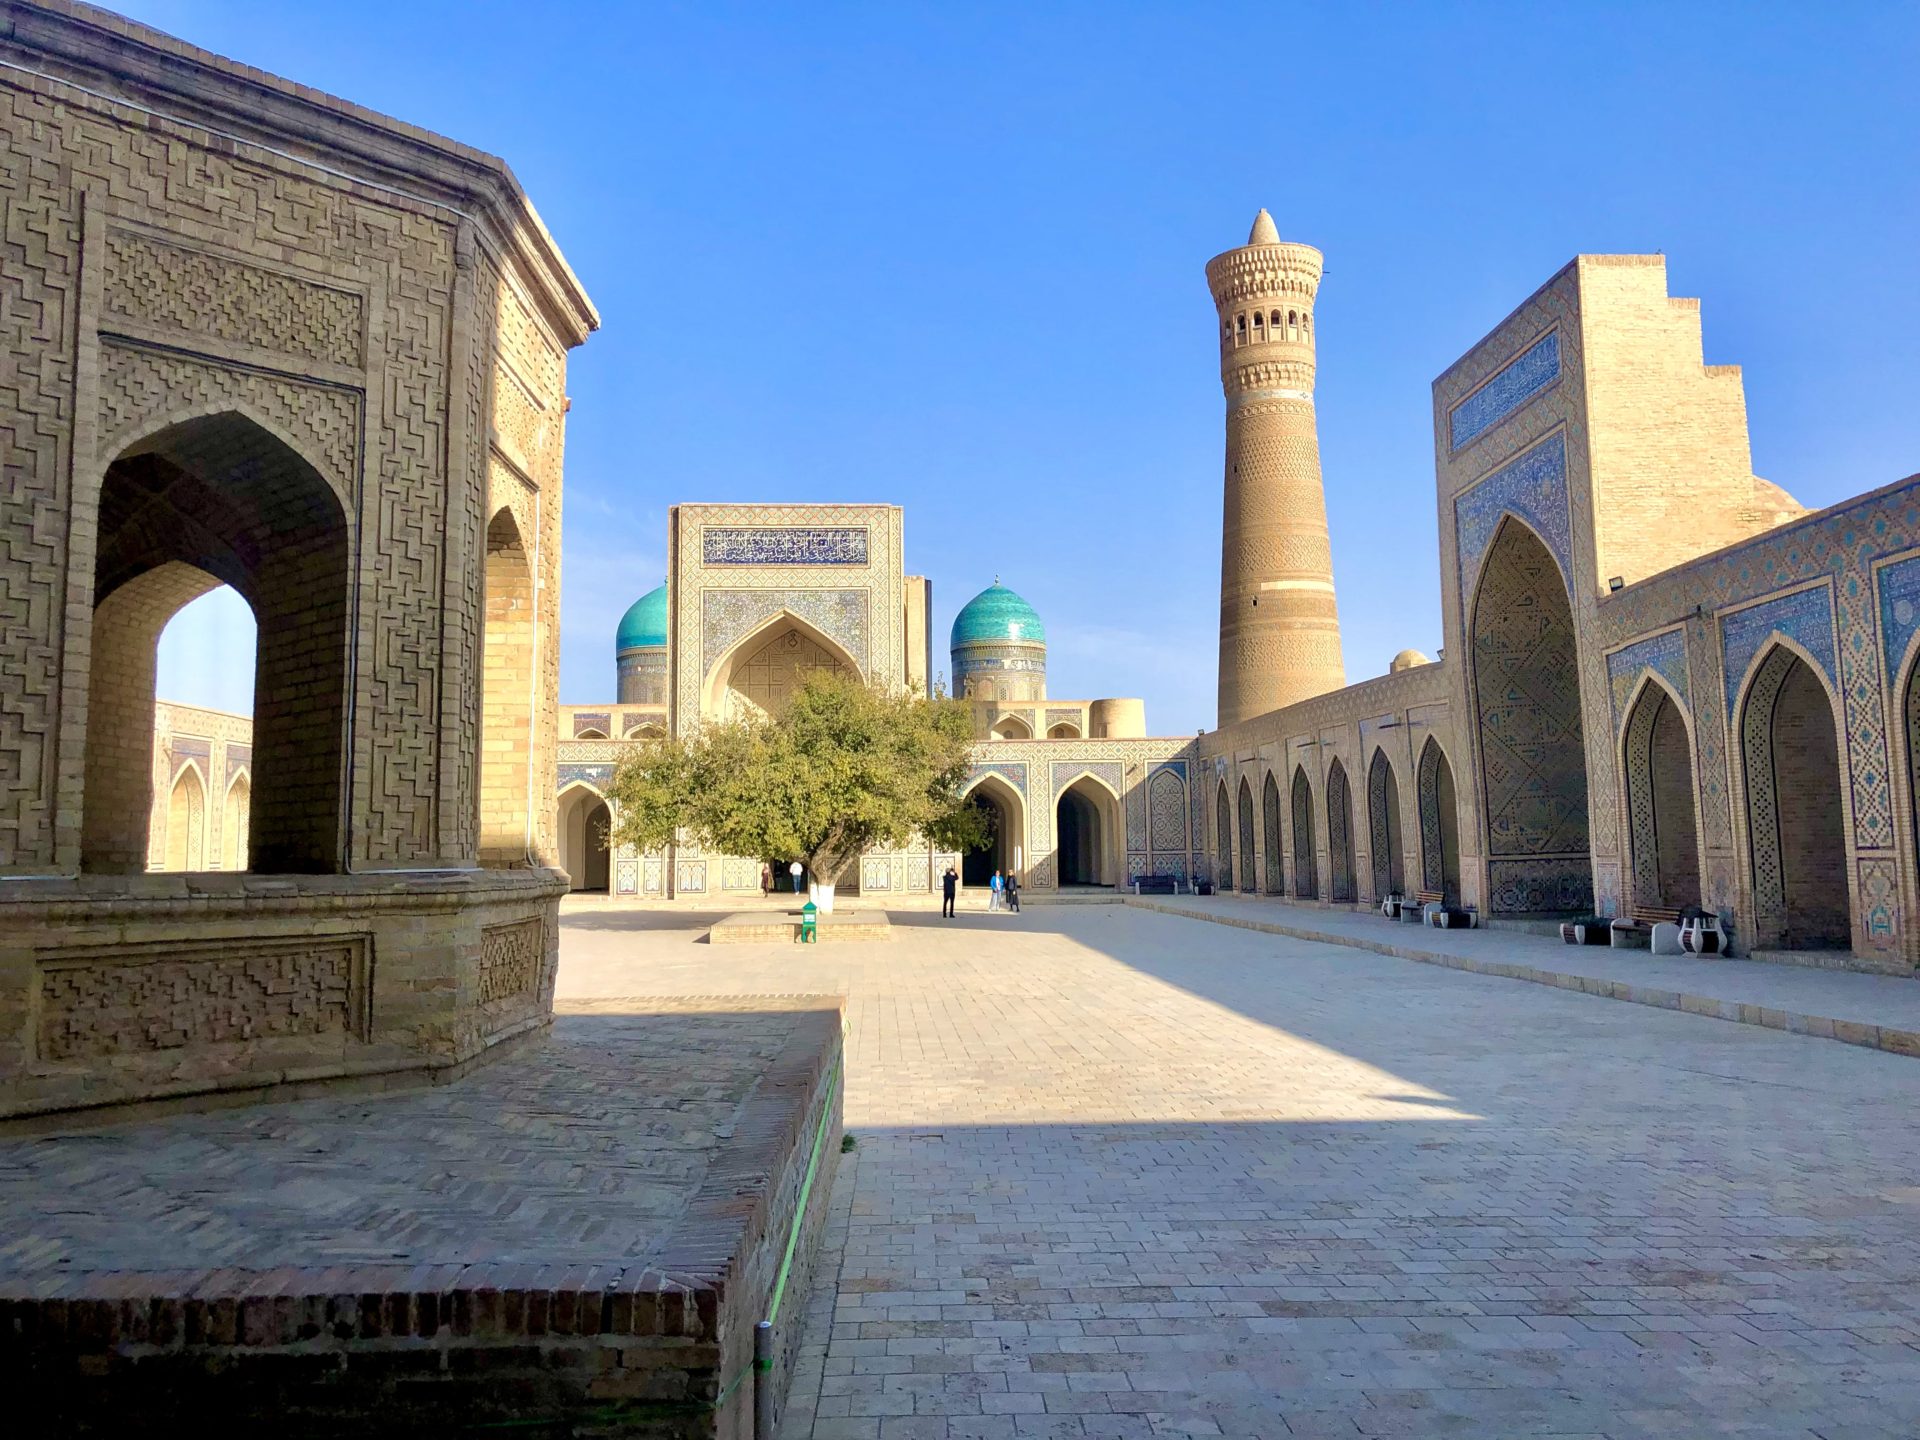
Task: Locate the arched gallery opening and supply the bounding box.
[1743,646,1851,950]
[1215,780,1233,891]
[557,786,612,894]
[990,714,1032,740]
[140,584,257,874]
[481,507,535,867]
[1290,767,1318,901]
[1622,680,1701,910]
[83,412,348,877]
[1470,519,1592,915]
[1368,750,1406,899]
[1236,777,1256,893]
[1326,757,1357,903]
[962,776,1021,886]
[1261,771,1283,894]
[1056,776,1119,887]
[1047,721,1081,739]
[1418,737,1461,905]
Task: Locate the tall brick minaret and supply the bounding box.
[1208,209,1345,727]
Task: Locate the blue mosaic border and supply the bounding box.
[1719,585,1838,718]
[965,762,1028,797]
[1455,431,1573,594]
[1449,330,1560,450]
[558,763,614,793]
[1606,628,1690,730]
[1877,552,1920,684]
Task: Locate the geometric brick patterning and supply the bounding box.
[37,936,367,1060]
[1471,520,1594,914]
[478,919,543,1006]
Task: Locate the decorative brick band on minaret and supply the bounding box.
[1209,209,1345,727]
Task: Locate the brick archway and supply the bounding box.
[1290,766,1318,900]
[1742,646,1850,950]
[1622,679,1701,910]
[1368,749,1406,900]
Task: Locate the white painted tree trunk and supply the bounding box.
[809,881,837,913]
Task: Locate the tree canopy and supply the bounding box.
[606,670,988,883]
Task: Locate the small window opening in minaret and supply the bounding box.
[1235,314,1247,345]
[1252,313,1264,337]
[1269,309,1282,330]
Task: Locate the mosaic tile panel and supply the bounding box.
[1720,585,1838,719]
[1877,552,1920,685]
[701,588,870,678]
[701,526,868,565]
[1449,330,1560,450]
[225,742,251,771]
[571,712,610,737]
[1147,767,1187,852]
[1215,781,1233,891]
[557,763,614,793]
[1367,749,1403,899]
[1126,778,1147,853]
[965,762,1028,796]
[1607,628,1691,731]
[1455,431,1573,596]
[615,859,638,895]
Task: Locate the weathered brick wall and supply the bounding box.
[0,0,596,1115]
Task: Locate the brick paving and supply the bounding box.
[557,900,1920,1439]
[0,1004,804,1276]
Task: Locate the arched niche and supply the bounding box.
[1326,757,1356,903]
[1261,771,1283,895]
[1470,517,1592,915]
[1214,779,1233,891]
[1368,749,1406,899]
[1057,774,1121,887]
[1620,677,1701,910]
[1740,644,1850,950]
[1236,777,1256,893]
[1290,766,1318,901]
[1418,736,1461,905]
[557,783,612,893]
[962,773,1025,887]
[702,610,861,724]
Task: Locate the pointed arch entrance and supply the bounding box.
[1742,645,1850,950]
[82,412,349,876]
[1290,767,1318,900]
[1261,771,1283,894]
[482,506,535,867]
[1236,777,1256,893]
[163,763,207,872]
[1368,750,1406,899]
[1057,775,1121,887]
[1418,737,1460,905]
[703,611,860,723]
[558,784,612,893]
[1326,757,1356,903]
[1215,779,1233,891]
[1471,518,1592,915]
[962,773,1024,887]
[1622,679,1700,910]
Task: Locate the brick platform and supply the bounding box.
[709,912,894,945]
[0,998,843,1436]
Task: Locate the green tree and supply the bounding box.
[607,670,989,885]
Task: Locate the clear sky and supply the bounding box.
[141,0,1920,737]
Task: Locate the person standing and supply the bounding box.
[989,869,1004,911]
[760,862,772,899]
[1005,870,1020,913]
[941,865,958,919]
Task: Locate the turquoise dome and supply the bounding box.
[951,583,1045,648]
[615,584,668,652]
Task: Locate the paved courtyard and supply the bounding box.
[559,899,1920,1440]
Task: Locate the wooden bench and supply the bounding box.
[1131,875,1183,896]
[1610,903,1686,953]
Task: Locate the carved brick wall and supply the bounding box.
[37,936,369,1060]
[478,918,544,1006]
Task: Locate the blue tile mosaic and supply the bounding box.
[965,762,1028,797]
[1449,330,1560,450]
[1878,553,1920,684]
[1720,585,1838,718]
[1455,432,1573,594]
[558,763,614,793]
[702,526,868,565]
[1607,628,1690,729]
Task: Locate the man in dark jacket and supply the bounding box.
[941,865,958,918]
[1005,871,1021,913]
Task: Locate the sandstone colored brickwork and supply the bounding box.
[0,0,596,1117]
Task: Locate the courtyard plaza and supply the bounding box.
[560,898,1920,1439]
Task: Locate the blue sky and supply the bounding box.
[142,1,1920,736]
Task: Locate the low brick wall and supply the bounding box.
[0,869,567,1123]
[0,1004,844,1436]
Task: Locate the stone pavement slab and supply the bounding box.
[557,902,1920,1438]
[0,1000,812,1275]
[1133,892,1920,1058]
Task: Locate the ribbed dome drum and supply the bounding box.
[950,582,1046,702]
[616,584,668,704]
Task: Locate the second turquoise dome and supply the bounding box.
[616,584,668,652]
[951,583,1045,648]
